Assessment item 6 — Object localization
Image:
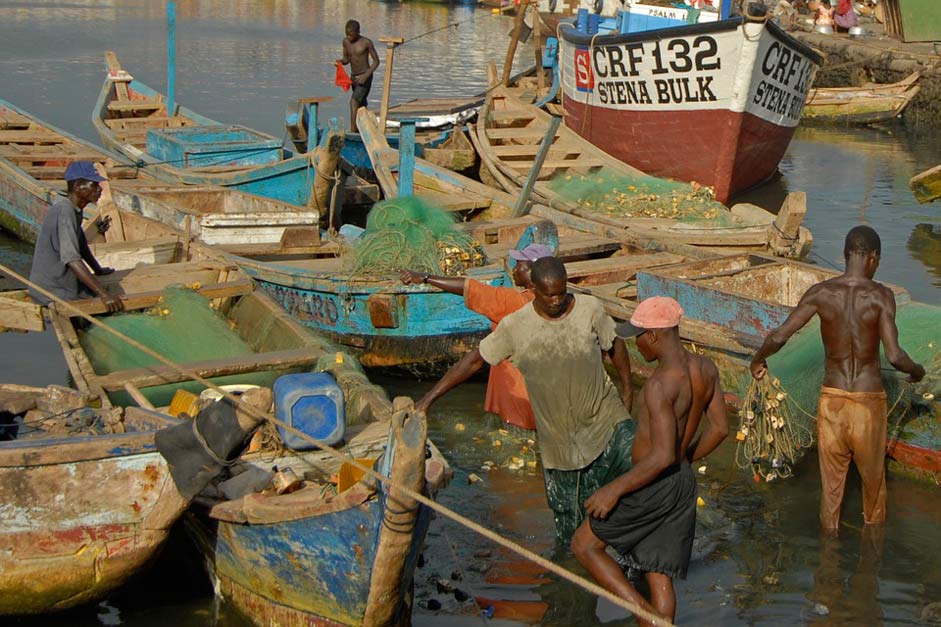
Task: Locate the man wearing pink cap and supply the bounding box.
[401,243,554,431]
[572,296,729,626]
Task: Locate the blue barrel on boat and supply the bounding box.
[576,8,589,32]
[273,372,346,450]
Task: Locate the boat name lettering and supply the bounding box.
[591,36,720,80]
[598,76,716,105]
[752,80,803,121]
[265,285,339,327]
[760,41,813,92]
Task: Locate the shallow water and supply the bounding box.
[3,2,941,625]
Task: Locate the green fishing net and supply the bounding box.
[545,168,734,224]
[758,302,941,451]
[79,286,277,407]
[345,196,486,278]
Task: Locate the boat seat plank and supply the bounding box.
[565,252,684,285]
[491,145,580,158]
[0,130,64,144]
[415,189,492,212]
[23,165,140,180]
[504,159,604,170]
[91,347,322,392]
[487,109,537,124]
[107,100,164,114]
[105,116,190,130]
[485,233,624,260]
[485,127,557,140]
[0,147,107,162]
[64,278,253,316]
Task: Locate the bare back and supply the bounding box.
[633,351,719,466]
[805,277,895,393]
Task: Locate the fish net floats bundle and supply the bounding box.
[345,197,487,278]
[545,169,733,223]
[736,302,941,482]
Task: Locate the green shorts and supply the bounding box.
[543,419,635,545]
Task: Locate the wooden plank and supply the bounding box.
[565,252,683,285]
[106,100,163,113]
[504,159,604,170]
[217,241,341,257]
[485,127,556,140]
[0,130,64,144]
[105,50,131,102]
[0,292,44,332]
[92,347,322,392]
[24,165,140,180]
[124,383,156,410]
[66,278,253,316]
[492,145,580,158]
[488,109,537,124]
[2,151,107,163]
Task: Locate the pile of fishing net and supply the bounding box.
[345,197,486,278]
[545,169,733,223]
[736,301,941,481]
[80,286,277,407]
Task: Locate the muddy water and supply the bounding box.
[3,1,941,625]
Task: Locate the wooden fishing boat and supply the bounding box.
[0,98,157,243]
[911,163,941,204]
[802,72,921,125]
[472,85,812,258]
[92,52,340,208]
[0,384,187,615]
[555,16,822,204]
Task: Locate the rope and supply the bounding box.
[0,261,674,627]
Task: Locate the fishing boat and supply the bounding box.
[802,72,921,125]
[0,384,187,615]
[472,84,812,257]
[911,163,941,204]
[555,14,823,203]
[0,98,157,243]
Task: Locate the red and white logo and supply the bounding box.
[574,49,593,92]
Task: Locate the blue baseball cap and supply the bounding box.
[64,161,107,183]
[509,243,555,262]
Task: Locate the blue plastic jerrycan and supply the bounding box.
[273,372,346,451]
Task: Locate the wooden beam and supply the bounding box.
[0,292,44,332]
[66,278,253,316]
[92,347,323,392]
[124,383,155,410]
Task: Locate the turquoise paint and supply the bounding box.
[398,119,419,197]
[146,125,283,169]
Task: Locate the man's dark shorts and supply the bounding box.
[589,461,697,579]
[352,75,373,107]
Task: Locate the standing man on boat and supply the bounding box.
[750,225,924,534]
[28,161,123,313]
[400,242,556,431]
[337,19,379,133]
[572,296,729,627]
[414,257,635,543]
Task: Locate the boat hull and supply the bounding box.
[558,19,821,203]
[0,432,185,614]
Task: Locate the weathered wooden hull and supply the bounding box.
[558,18,821,203]
[0,403,186,615]
[233,255,497,368]
[911,163,941,204]
[802,72,921,125]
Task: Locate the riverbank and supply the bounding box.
[789,23,941,126]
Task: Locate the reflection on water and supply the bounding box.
[1,2,941,626]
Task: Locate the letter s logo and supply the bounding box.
[574,49,594,91]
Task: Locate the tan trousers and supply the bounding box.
[817,386,888,532]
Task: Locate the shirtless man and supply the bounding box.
[751,225,924,533]
[337,20,379,133]
[572,296,729,626]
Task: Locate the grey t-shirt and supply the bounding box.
[478,294,631,471]
[28,196,89,305]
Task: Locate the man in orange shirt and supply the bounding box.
[399,243,554,430]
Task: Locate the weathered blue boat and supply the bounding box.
[0,98,156,242]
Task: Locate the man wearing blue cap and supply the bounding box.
[28,161,123,312]
[400,242,555,431]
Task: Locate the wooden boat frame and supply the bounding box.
[803,71,921,125]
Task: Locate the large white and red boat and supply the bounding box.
[557,17,822,203]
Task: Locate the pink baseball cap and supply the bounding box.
[615,296,683,338]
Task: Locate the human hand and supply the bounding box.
[584,483,622,520]
[414,396,431,415]
[750,359,767,380]
[95,266,115,276]
[909,363,926,383]
[399,270,426,285]
[100,292,124,313]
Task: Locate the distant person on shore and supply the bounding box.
[572,296,729,627]
[336,20,379,133]
[750,226,924,534]
[28,161,123,313]
[833,0,858,31]
[815,0,834,26]
[414,257,635,544]
[400,242,555,431]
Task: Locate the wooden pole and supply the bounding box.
[534,6,545,91]
[502,0,528,87]
[512,116,561,217]
[166,1,176,116]
[378,37,404,132]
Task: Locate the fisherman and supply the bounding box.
[750,225,924,533]
[336,19,379,133]
[28,161,123,313]
[400,242,556,431]
[572,296,729,627]
[415,257,634,543]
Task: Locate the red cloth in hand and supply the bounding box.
[335,62,352,92]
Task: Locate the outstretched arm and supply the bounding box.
[584,380,677,519]
[399,270,467,296]
[878,290,925,382]
[751,287,819,379]
[66,261,123,313]
[687,373,729,462]
[415,348,486,414]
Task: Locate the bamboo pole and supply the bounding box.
[502,0,529,87]
[378,37,404,132]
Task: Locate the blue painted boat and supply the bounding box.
[0,98,156,243]
[186,395,451,625]
[0,385,188,615]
